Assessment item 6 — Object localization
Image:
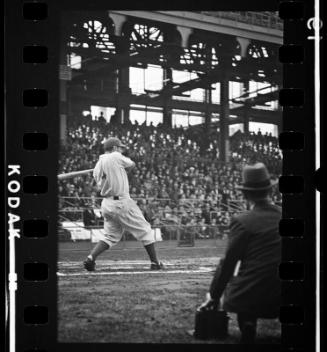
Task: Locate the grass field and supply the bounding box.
[58,239,281,344]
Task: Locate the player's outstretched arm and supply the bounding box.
[93,158,105,188]
[125,162,136,173]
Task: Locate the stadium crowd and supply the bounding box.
[59,114,282,237]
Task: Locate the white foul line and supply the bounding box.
[59,261,177,267]
[57,268,214,277]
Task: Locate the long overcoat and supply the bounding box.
[210,203,281,318]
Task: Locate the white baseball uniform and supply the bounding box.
[93,151,155,247]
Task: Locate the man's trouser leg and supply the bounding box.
[237,313,257,344]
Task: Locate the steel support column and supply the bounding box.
[219,76,230,162]
[243,81,250,133]
[202,85,212,151]
[163,67,173,127]
[115,37,130,124]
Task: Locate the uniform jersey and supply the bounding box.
[93,151,135,198]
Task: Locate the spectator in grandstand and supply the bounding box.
[208,218,220,239]
[181,217,197,241]
[199,163,281,344]
[164,207,181,241]
[201,203,212,224]
[83,206,97,229]
[197,218,209,239]
[138,200,155,225]
[98,111,106,124]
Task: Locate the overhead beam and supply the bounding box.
[71,45,165,81]
[231,90,279,109]
[140,65,280,101]
[109,10,283,44]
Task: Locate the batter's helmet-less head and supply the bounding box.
[103,137,127,151]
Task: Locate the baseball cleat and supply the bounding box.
[83,257,96,271]
[150,261,165,270]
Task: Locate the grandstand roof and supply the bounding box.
[62,11,282,127]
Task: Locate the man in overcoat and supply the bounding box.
[199,162,281,343]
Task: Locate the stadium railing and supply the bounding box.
[58,196,234,245]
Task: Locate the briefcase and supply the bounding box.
[194,307,229,340]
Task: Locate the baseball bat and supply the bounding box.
[58,168,94,180]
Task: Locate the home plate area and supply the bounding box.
[57,257,219,277]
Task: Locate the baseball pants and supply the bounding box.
[98,197,156,247]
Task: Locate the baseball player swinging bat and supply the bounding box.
[58,168,94,180]
[57,137,164,272]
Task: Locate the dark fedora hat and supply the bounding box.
[236,162,278,191]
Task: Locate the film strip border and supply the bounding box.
[6,1,58,352]
[279,2,320,351]
[4,1,321,351]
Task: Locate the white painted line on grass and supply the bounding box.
[58,258,221,268]
[59,245,226,252]
[58,261,177,267]
[57,268,213,277]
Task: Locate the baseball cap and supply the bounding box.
[103,137,127,151]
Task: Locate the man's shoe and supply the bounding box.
[83,257,96,271]
[150,262,164,270]
[240,322,256,344]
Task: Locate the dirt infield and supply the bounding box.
[58,240,281,344]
